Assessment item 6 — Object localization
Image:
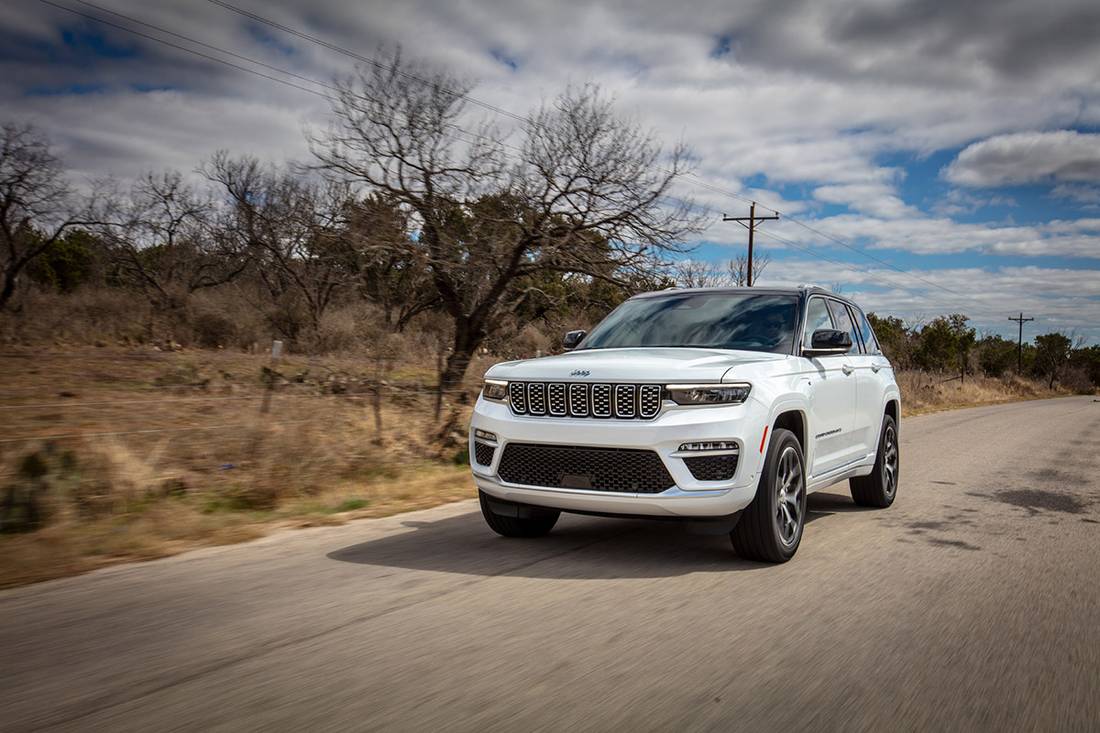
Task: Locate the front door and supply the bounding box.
[802,296,858,477]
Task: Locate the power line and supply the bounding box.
[205,0,531,125]
[751,225,936,297]
[38,0,1021,311]
[778,215,969,297]
[693,199,943,299]
[35,0,333,99]
[200,0,988,302]
[68,0,343,93]
[1008,312,1035,372]
[722,202,779,287]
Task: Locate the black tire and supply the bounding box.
[478,490,560,538]
[850,414,899,508]
[730,428,806,563]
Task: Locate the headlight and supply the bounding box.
[667,383,751,406]
[481,379,509,402]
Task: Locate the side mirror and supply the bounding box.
[803,328,851,357]
[563,329,587,351]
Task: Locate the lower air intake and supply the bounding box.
[683,454,739,481]
[497,443,675,494]
[473,441,496,467]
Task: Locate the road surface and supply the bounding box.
[3,396,1099,731]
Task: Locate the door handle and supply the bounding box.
[842,364,855,375]
[871,364,881,373]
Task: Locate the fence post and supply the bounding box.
[260,340,283,415]
[434,343,444,422]
[371,354,385,442]
[251,340,282,457]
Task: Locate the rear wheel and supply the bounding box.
[849,414,899,508]
[478,490,560,538]
[730,428,806,563]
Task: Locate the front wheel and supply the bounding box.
[849,414,899,508]
[478,490,560,538]
[730,428,806,563]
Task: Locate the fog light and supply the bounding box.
[474,429,498,443]
[679,441,739,452]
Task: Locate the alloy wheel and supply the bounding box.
[775,446,804,547]
[882,425,898,497]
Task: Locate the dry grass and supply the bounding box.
[0,345,1073,589]
[895,371,1067,416]
[0,345,486,588]
[0,463,473,588]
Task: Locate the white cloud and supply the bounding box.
[932,189,1016,217]
[753,260,1100,343]
[813,182,918,219]
[1051,183,1100,208]
[944,131,1100,187]
[773,214,1100,259]
[4,0,1100,343]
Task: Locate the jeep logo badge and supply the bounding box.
[570,369,590,377]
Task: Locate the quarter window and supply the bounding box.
[826,300,861,354]
[855,308,880,354]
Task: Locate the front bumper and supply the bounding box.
[469,397,767,518]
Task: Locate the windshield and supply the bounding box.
[579,292,799,354]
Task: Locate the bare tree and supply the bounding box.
[311,51,704,388]
[674,259,724,288]
[343,194,439,331]
[0,123,93,310]
[205,153,353,338]
[98,171,247,310]
[672,248,770,289]
[726,249,770,286]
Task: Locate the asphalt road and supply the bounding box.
[3,396,1099,732]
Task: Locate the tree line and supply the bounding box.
[2,52,704,388]
[2,51,1095,392]
[868,313,1098,391]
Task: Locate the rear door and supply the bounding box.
[825,299,876,464]
[802,296,858,477]
[849,304,891,460]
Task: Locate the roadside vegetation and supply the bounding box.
[1,52,1096,587]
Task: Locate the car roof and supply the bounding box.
[631,285,859,307]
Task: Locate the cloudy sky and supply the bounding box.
[5,0,1100,342]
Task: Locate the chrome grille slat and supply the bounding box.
[527,382,547,415]
[614,384,636,418]
[639,384,662,418]
[507,382,659,420]
[569,384,589,416]
[547,383,567,416]
[508,382,527,413]
[591,384,612,417]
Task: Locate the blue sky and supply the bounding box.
[4,0,1100,341]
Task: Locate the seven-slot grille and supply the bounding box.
[506,382,662,419]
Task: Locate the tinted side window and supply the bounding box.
[803,297,834,347]
[826,300,861,354]
[855,308,880,354]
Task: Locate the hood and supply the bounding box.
[485,347,786,383]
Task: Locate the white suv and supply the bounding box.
[469,286,900,562]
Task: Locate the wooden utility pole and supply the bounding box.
[1008,313,1034,374]
[723,203,779,286]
